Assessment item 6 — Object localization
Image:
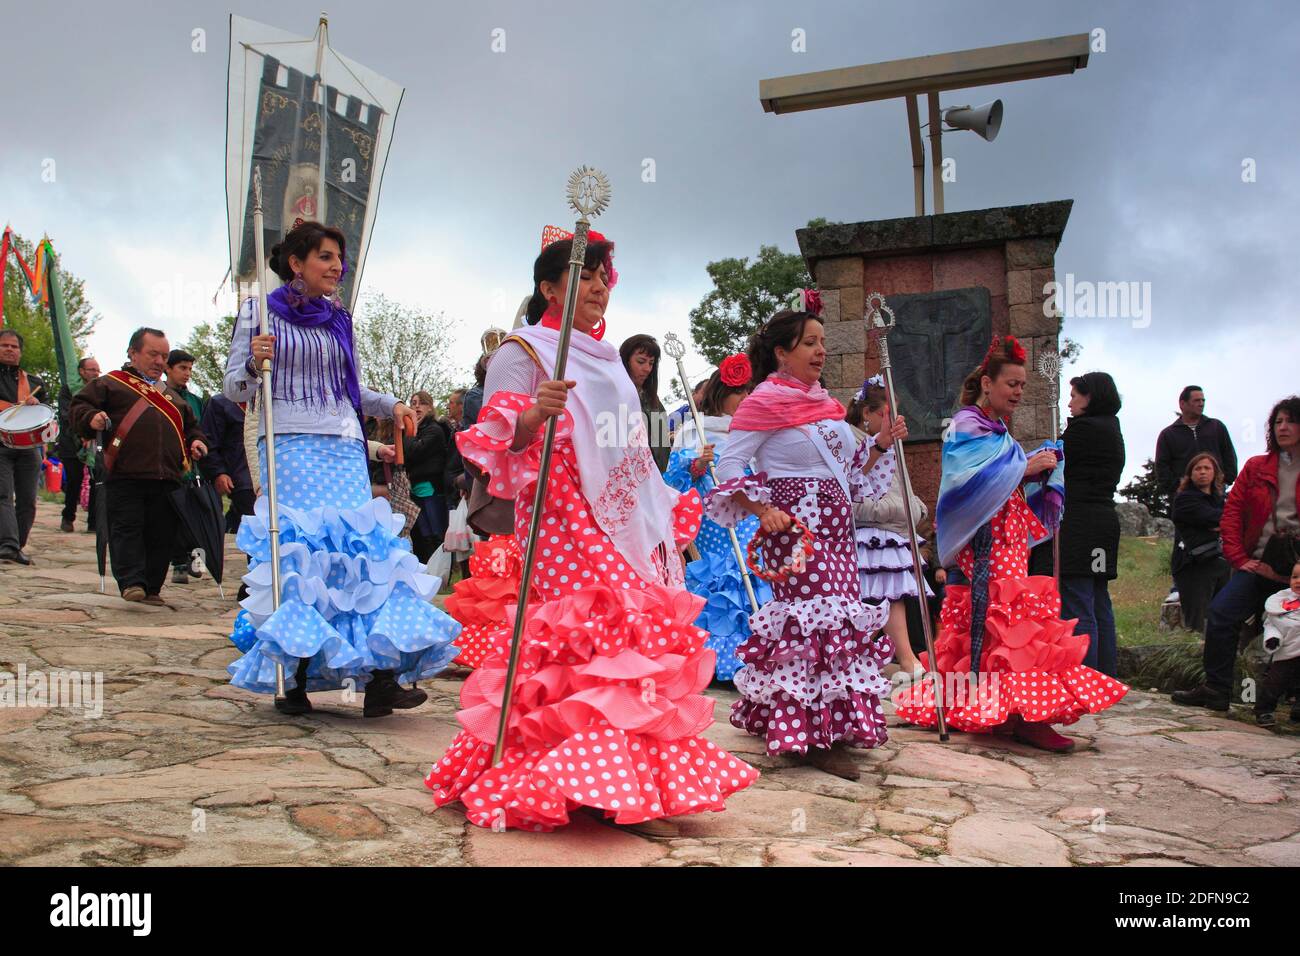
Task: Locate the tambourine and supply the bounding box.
[746,515,816,583]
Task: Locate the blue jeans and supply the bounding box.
[1204,570,1276,695]
[1060,576,1118,677]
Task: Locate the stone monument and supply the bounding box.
[797,200,1070,509]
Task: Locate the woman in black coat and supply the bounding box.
[403,391,449,563]
[1170,452,1231,634]
[1057,371,1126,677]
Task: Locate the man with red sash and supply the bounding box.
[0,329,51,566]
[72,327,208,604]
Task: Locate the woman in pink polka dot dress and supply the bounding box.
[423,233,758,833]
[708,307,905,780]
[891,336,1128,750]
[444,534,522,669]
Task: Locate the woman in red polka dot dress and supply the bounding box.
[444,534,522,669]
[891,336,1128,750]
[708,306,906,780]
[423,233,758,833]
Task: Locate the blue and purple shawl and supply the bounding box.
[935,406,1061,568]
[264,286,364,433]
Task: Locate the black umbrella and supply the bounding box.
[170,476,226,595]
[93,430,110,593]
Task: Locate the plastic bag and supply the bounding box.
[426,544,453,587]
[444,497,475,554]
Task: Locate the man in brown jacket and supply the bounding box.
[72,327,208,604]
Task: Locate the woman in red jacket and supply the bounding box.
[1173,395,1300,711]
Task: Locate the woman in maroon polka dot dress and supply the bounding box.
[891,337,1128,749]
[423,233,758,833]
[709,308,906,780]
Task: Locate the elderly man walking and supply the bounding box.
[72,327,208,605]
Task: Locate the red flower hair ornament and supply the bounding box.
[798,288,823,317]
[719,353,752,387]
[983,334,1027,368]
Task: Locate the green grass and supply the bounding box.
[1112,536,1191,647]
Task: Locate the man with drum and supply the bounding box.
[0,329,51,566]
[71,327,208,604]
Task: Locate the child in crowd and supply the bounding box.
[1255,561,1300,728]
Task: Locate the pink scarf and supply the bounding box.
[730,371,846,432]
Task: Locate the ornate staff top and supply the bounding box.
[662,332,687,361]
[864,291,899,368]
[566,166,611,220]
[252,166,265,216]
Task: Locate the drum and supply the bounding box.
[0,403,59,449]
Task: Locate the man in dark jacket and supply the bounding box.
[198,394,254,534]
[72,328,208,604]
[403,393,449,563]
[0,329,50,565]
[1155,386,1239,503]
[57,356,102,533]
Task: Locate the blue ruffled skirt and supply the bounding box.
[227,433,460,694]
[684,515,771,681]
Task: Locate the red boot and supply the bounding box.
[1011,718,1075,752]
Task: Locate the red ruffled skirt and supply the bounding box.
[892,575,1128,731]
[444,535,520,669]
[424,583,759,831]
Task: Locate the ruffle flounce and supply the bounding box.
[456,391,576,501]
[705,471,771,529]
[227,495,461,693]
[423,581,758,830]
[891,575,1128,731]
[735,595,893,707]
[445,535,521,668]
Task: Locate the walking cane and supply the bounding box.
[250,167,287,702]
[492,167,611,765]
[662,333,761,616]
[864,293,949,742]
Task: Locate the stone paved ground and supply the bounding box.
[3,499,1299,867]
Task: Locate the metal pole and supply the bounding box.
[662,334,760,615]
[1051,367,1061,588]
[251,167,286,701]
[313,14,329,224]
[866,293,949,742]
[492,168,611,765]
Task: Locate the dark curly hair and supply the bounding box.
[747,310,822,383]
[1267,395,1300,454]
[269,220,347,283]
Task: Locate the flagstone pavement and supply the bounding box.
[2,499,1299,867]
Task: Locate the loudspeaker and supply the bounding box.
[943,100,1003,142]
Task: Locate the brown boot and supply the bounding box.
[807,745,861,780]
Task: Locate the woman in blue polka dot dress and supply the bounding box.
[223,221,460,717]
[664,357,772,681]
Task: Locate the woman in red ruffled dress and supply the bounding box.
[424,232,758,832]
[444,535,521,668]
[891,336,1128,750]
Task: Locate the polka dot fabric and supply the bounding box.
[893,494,1128,731]
[729,477,894,754]
[425,392,758,830]
[856,529,935,601]
[666,446,771,680]
[445,535,522,668]
[227,434,461,693]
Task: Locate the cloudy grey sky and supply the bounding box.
[2,0,1296,482]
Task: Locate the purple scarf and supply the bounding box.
[265,287,363,427]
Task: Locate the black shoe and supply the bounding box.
[0,549,31,566]
[1290,704,1300,723]
[171,567,190,585]
[1257,711,1277,728]
[274,687,313,715]
[1171,684,1230,711]
[363,672,428,717]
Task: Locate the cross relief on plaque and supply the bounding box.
[883,287,992,442]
